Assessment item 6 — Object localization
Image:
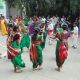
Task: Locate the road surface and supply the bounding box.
[0,35,80,80]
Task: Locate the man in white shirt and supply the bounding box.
[72,23,78,49]
[42,16,46,23]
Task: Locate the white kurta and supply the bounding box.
[72,26,78,47]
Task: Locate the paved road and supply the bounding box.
[0,35,80,80]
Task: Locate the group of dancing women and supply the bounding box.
[0,15,79,73]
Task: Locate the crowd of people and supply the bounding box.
[0,15,80,72]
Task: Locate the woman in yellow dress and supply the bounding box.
[1,16,7,35]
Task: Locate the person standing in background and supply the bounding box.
[72,23,78,49]
[0,16,7,35]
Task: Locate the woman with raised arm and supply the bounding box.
[51,24,68,72]
[55,26,68,72]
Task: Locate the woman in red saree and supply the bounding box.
[55,28,68,72]
[51,27,68,71]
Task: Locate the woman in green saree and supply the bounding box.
[20,28,30,53]
[9,33,25,73]
[30,28,43,70]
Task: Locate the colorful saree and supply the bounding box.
[55,32,68,68]
[11,41,25,68]
[30,35,43,68]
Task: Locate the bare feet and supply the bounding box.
[15,68,22,73]
[33,67,37,71]
[38,65,43,70]
[58,67,60,72]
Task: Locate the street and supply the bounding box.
[0,35,80,80]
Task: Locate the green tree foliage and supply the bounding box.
[6,0,80,16]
